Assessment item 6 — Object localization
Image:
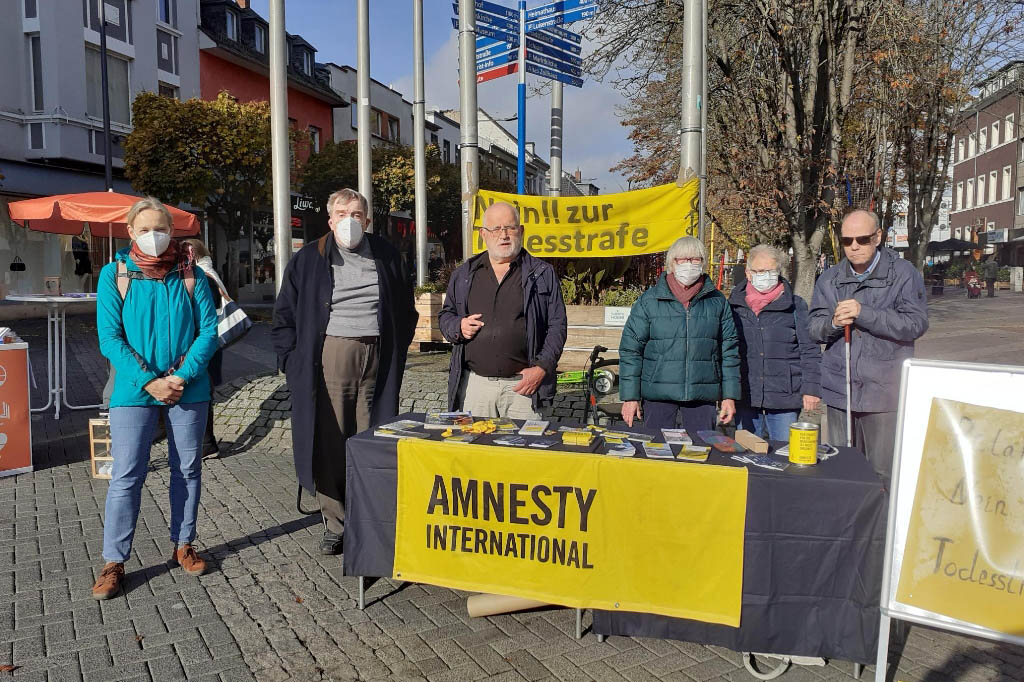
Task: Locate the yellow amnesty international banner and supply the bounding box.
[472,180,699,258]
[394,439,748,625]
[896,398,1024,634]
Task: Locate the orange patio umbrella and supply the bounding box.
[8,191,200,240]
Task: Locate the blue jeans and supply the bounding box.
[736,406,798,442]
[102,402,208,563]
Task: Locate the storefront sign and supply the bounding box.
[0,346,32,477]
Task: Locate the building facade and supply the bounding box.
[443,108,549,195]
[951,61,1024,265]
[326,64,412,147]
[0,0,202,293]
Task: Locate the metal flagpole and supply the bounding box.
[516,0,527,195]
[679,0,703,235]
[357,0,373,228]
[413,0,428,286]
[99,1,113,193]
[698,0,707,240]
[270,0,291,293]
[549,82,562,196]
[458,0,479,260]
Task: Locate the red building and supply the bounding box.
[197,0,346,294]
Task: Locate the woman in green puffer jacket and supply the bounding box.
[619,236,741,434]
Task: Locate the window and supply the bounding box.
[977,175,985,205]
[1019,188,1024,216]
[308,125,321,153]
[387,117,399,142]
[1007,113,1015,141]
[430,133,438,147]
[157,0,174,25]
[988,171,997,203]
[957,137,965,163]
[955,182,963,211]
[991,121,1000,147]
[979,127,987,152]
[253,24,265,54]
[89,0,131,44]
[1003,166,1011,201]
[443,139,451,163]
[966,179,974,208]
[29,35,43,112]
[89,130,124,158]
[25,0,37,18]
[301,50,312,76]
[968,133,976,157]
[350,99,357,128]
[371,110,383,137]
[225,10,237,41]
[85,45,130,124]
[156,30,177,74]
[158,82,178,99]
[29,122,43,149]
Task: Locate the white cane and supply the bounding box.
[844,324,852,448]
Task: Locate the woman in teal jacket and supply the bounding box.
[91,197,218,600]
[619,236,741,434]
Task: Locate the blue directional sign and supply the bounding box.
[526,50,582,77]
[528,29,582,55]
[477,34,518,50]
[541,24,582,44]
[477,50,517,72]
[452,18,518,45]
[476,42,514,59]
[525,5,596,33]
[526,35,582,64]
[453,4,519,33]
[525,61,583,88]
[525,0,595,22]
[453,0,518,21]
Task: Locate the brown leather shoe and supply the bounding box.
[91,562,124,600]
[170,544,207,576]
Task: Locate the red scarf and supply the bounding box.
[666,273,705,309]
[745,281,784,315]
[129,239,188,280]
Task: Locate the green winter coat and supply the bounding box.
[619,274,741,403]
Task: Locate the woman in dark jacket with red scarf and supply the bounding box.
[729,244,821,441]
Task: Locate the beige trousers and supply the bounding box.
[456,370,542,420]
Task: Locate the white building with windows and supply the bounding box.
[0,0,201,293]
[326,64,412,147]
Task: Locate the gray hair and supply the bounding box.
[747,244,788,270]
[842,209,880,232]
[125,196,172,229]
[483,201,520,227]
[664,236,707,269]
[327,188,369,216]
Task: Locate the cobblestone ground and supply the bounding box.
[2,293,1023,682]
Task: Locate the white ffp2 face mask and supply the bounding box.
[334,216,364,249]
[134,230,171,257]
[750,271,780,293]
[673,263,703,286]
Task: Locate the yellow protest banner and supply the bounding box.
[472,180,699,257]
[394,439,748,625]
[896,398,1024,633]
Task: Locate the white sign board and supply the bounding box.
[603,306,632,327]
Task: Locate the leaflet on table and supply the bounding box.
[378,419,424,432]
[696,431,746,452]
[661,429,692,445]
[424,411,474,429]
[493,435,528,447]
[642,442,675,459]
[518,420,549,436]
[492,418,518,432]
[527,436,560,448]
[604,430,653,442]
[731,454,790,471]
[374,428,432,439]
[605,442,636,457]
[442,433,480,444]
[677,445,711,462]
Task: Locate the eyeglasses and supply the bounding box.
[480,225,519,235]
[674,257,704,265]
[840,231,879,247]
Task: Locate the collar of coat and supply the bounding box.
[315,232,382,261]
[465,249,544,283]
[728,278,795,312]
[835,247,897,287]
[653,272,719,302]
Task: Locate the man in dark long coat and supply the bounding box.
[273,188,417,554]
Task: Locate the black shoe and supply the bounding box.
[202,443,220,460]
[319,531,343,555]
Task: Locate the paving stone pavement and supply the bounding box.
[2,295,1024,682]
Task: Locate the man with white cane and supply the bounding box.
[809,210,928,487]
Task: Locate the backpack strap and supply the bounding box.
[116,261,131,300]
[183,264,195,300]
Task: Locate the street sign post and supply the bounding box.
[525,61,583,88]
[528,30,582,55]
[525,36,582,64]
[526,50,582,78]
[478,62,518,84]
[454,0,518,20]
[452,17,517,44]
[525,5,595,33]
[477,50,517,71]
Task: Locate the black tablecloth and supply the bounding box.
[343,414,888,664]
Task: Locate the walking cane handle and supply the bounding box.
[844,324,851,343]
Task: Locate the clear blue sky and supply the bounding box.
[249,0,633,192]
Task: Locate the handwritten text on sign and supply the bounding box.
[896,398,1024,633]
[394,439,748,624]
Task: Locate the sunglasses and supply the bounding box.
[840,231,879,247]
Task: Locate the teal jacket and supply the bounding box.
[97,248,219,407]
[619,274,741,403]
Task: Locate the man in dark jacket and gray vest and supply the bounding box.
[272,188,417,554]
[809,209,928,486]
[438,202,567,418]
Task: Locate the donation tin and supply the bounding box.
[788,422,819,466]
